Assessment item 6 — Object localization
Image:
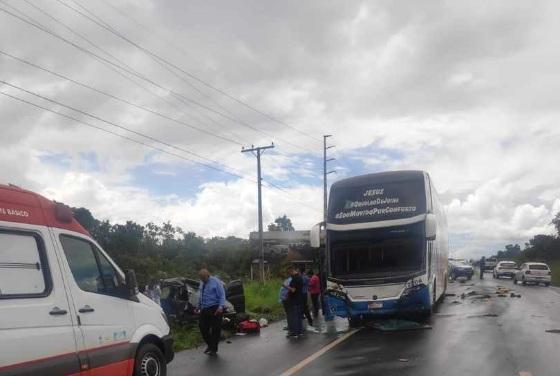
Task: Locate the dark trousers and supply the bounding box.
[286,303,303,335]
[301,295,313,326]
[310,293,320,317]
[199,306,222,352]
[480,268,484,279]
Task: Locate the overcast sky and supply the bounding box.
[1,0,559,258]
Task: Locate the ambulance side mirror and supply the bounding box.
[125,269,140,302]
[426,213,437,240]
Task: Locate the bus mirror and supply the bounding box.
[426,214,437,240]
[310,223,322,248]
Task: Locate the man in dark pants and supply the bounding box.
[300,267,313,327]
[197,268,225,356]
[479,257,486,280]
[286,266,303,337]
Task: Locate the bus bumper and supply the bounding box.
[325,284,431,320]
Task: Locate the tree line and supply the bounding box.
[72,207,253,286]
[491,212,560,265]
[72,207,297,286]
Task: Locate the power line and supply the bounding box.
[15,0,246,145]
[0,79,248,178]
[59,0,322,147]
[0,81,321,213]
[0,50,244,146]
[0,4,307,153]
[0,89,248,180]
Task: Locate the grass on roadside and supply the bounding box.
[244,279,285,321]
[551,260,560,286]
[171,323,203,352]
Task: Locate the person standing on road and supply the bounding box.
[300,267,313,327]
[279,274,292,330]
[286,266,303,337]
[197,268,225,356]
[308,270,321,317]
[479,257,486,280]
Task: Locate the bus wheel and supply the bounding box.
[134,343,166,376]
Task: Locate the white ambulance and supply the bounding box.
[0,184,173,376]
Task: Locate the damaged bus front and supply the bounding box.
[319,170,448,324]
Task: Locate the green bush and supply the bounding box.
[245,279,285,321]
[551,260,560,287]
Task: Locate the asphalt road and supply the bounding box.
[169,275,560,376]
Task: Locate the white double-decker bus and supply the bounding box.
[315,170,448,323]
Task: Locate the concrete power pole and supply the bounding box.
[323,135,335,223]
[242,143,275,283]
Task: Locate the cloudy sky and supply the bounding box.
[1,0,559,258]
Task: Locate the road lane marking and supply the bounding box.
[519,372,533,376]
[279,328,361,376]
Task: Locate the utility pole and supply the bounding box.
[242,143,275,283]
[323,135,335,222]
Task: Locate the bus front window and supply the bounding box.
[330,222,426,280]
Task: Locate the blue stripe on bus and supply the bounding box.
[325,284,431,319]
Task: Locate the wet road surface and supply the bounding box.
[169,275,560,376]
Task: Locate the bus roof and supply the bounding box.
[0,184,89,236]
[331,170,426,190]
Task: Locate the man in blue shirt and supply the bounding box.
[197,268,226,356]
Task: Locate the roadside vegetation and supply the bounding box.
[245,279,285,321]
[490,211,560,286]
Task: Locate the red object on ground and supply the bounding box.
[237,320,260,334]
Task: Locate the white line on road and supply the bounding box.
[278,328,361,376]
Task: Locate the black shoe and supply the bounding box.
[208,351,218,356]
[204,347,211,354]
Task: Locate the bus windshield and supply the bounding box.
[330,222,425,279]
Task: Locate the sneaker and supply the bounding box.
[203,347,211,354]
[208,351,218,356]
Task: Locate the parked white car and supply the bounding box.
[493,261,518,279]
[513,262,552,286]
[0,184,174,375]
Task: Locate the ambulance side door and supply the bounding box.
[53,229,136,376]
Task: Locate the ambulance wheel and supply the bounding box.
[135,343,167,376]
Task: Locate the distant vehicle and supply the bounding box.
[449,260,474,280]
[0,184,174,375]
[513,262,552,286]
[493,261,518,279]
[311,170,449,324]
[484,257,498,271]
[160,277,245,324]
